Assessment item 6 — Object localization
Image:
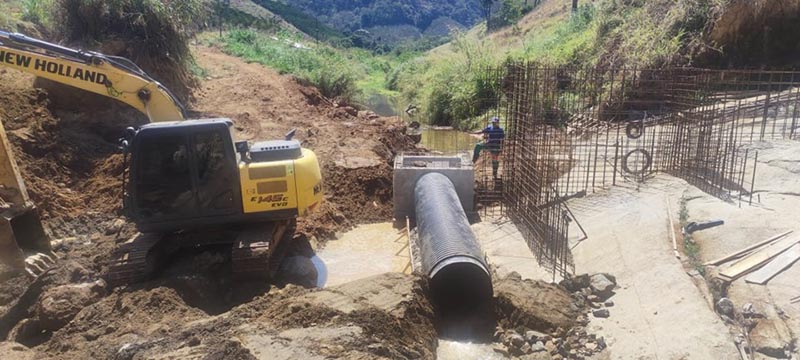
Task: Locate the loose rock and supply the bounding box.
[36,281,105,330]
[505,330,526,348]
[105,218,126,235]
[525,330,551,343]
[589,274,616,300]
[592,309,610,318]
[716,297,734,317]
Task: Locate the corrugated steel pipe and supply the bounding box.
[414,172,492,310]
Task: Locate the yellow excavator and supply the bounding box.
[0,31,323,282]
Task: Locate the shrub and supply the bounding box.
[220,29,361,102]
[52,0,205,102]
[21,0,53,26]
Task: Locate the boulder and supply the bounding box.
[592,309,610,318]
[504,330,526,348]
[559,274,591,292]
[589,274,616,300]
[36,281,105,330]
[105,218,127,235]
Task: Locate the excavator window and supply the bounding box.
[134,133,194,218]
[193,130,236,211]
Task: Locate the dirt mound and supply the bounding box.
[488,272,613,358]
[494,273,578,333]
[0,84,125,222]
[21,273,435,360]
[43,286,208,359]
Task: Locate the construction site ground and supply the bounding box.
[0,42,798,360]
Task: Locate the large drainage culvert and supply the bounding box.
[414,172,492,310]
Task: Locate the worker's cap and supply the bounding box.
[491,117,500,123]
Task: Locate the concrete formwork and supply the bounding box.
[392,153,475,222]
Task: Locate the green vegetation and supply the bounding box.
[250,0,348,45]
[214,28,402,104]
[20,0,51,25]
[488,0,536,30]
[286,0,483,32]
[679,195,705,276]
[388,30,501,127]
[214,1,283,33]
[386,0,733,128]
[0,3,17,31]
[53,0,205,102]
[271,0,485,52]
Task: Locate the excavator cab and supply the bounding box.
[124,119,242,233]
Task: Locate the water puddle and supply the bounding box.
[420,127,480,153]
[312,223,409,288]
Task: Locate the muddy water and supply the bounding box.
[312,222,409,287]
[421,127,480,153]
[437,341,504,360]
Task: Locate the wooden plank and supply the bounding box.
[705,230,793,266]
[719,235,800,279]
[744,244,800,285]
[665,196,680,259]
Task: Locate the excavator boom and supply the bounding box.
[0,31,186,122]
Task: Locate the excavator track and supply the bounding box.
[231,220,294,279]
[107,220,296,286]
[106,233,163,286]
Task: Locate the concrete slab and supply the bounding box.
[567,175,739,359]
[471,213,553,282]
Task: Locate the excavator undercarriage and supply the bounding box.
[107,220,295,286]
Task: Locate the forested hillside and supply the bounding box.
[281,0,485,49]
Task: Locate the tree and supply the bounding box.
[480,0,494,31]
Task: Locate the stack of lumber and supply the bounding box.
[706,231,800,284]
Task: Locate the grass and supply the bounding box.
[20,0,51,26]
[512,5,596,65]
[0,3,17,31]
[384,0,734,128]
[679,195,705,276]
[212,28,402,104]
[249,0,347,45]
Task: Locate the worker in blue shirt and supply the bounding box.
[472,117,505,179]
